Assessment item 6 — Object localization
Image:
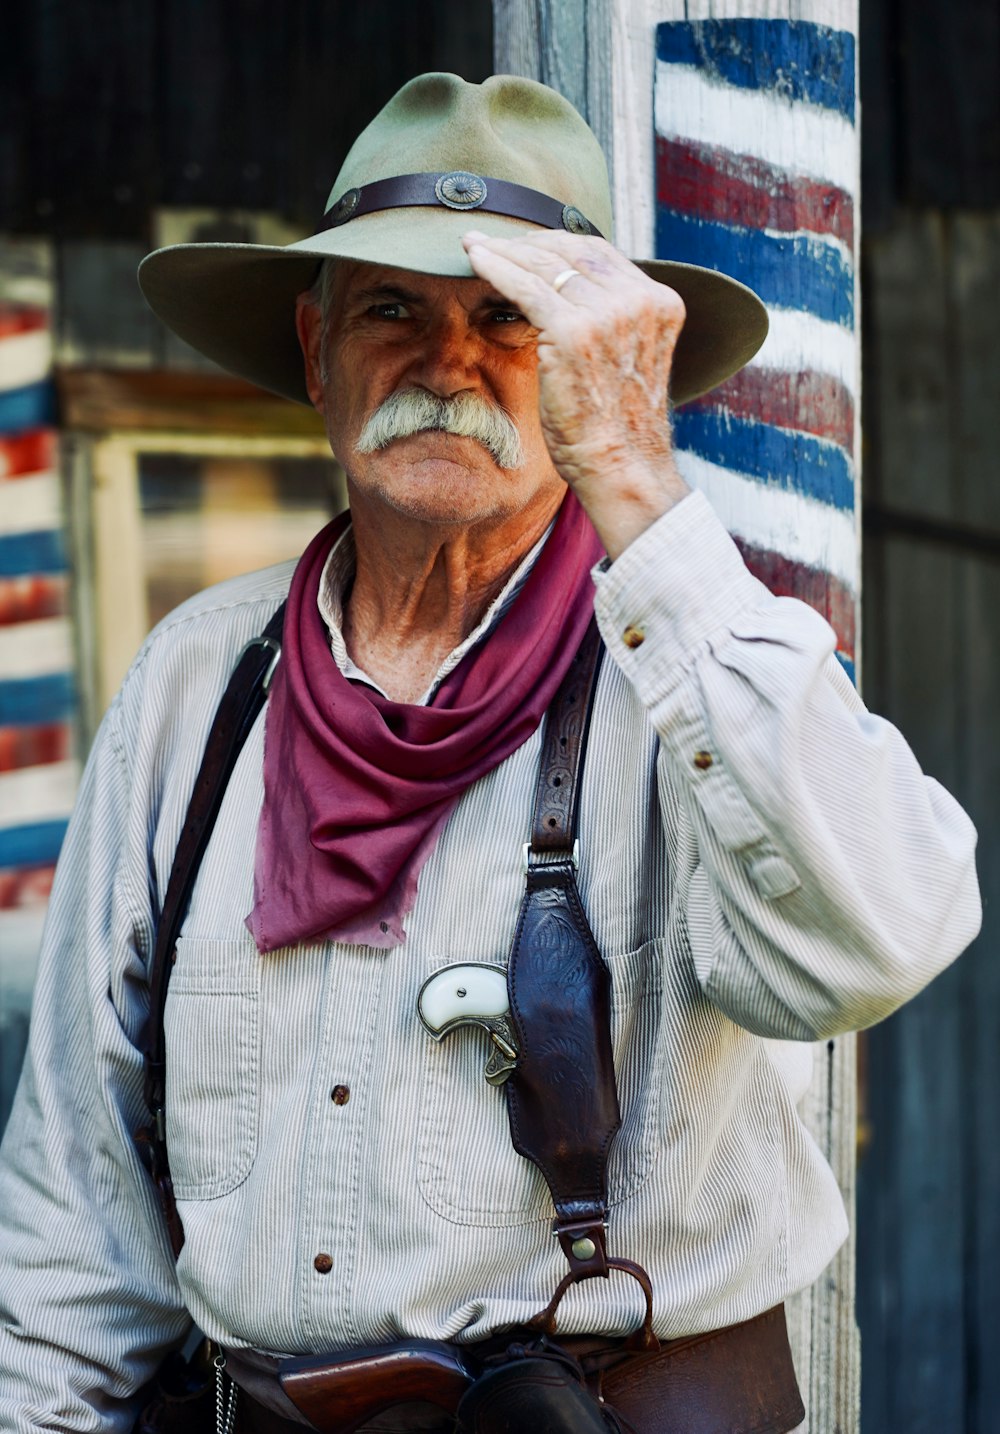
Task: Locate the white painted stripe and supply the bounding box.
[654,60,857,194]
[0,618,74,680]
[0,760,79,831]
[764,225,853,271]
[0,329,52,394]
[681,0,857,26]
[749,307,859,395]
[674,448,858,588]
[0,472,60,535]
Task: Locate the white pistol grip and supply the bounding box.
[417,963,519,1086]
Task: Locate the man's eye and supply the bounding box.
[489,309,527,324]
[370,302,411,319]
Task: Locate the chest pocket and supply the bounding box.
[416,938,664,1227]
[163,936,261,1200]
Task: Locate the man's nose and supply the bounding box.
[408,319,483,397]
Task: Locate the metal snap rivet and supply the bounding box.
[314,1252,333,1273]
[331,1084,350,1106]
[622,624,645,649]
[693,751,713,771]
[571,1236,597,1261]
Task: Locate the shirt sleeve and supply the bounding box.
[0,698,189,1433]
[593,489,982,1041]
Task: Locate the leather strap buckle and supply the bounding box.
[240,634,282,692]
[521,838,579,873]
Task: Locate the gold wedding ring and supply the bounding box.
[552,267,583,294]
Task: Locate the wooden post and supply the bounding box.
[494,5,861,1431]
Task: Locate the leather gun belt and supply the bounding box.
[227,1305,804,1434]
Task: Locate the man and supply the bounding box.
[0,72,981,1434]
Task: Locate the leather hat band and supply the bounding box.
[318,170,604,239]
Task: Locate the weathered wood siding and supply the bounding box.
[855,0,1000,1421]
[0,1,494,239]
[857,210,1000,1434]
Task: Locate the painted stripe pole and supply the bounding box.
[494,3,860,1429]
[0,246,78,942]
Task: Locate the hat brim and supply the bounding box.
[138,207,767,409]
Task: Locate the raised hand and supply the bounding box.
[462,229,691,558]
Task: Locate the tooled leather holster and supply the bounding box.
[499,617,657,1345]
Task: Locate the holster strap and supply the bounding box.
[503,618,627,1303]
[142,603,286,1256]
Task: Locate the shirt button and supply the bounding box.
[693,750,713,770]
[314,1253,333,1274]
[622,624,645,649]
[331,1084,350,1106]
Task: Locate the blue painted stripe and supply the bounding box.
[0,382,55,434]
[656,19,855,122]
[0,529,67,577]
[656,208,854,328]
[673,409,855,511]
[0,820,68,869]
[0,671,76,725]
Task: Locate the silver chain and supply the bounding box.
[213,1351,238,1434]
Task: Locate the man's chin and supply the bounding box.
[371,474,516,528]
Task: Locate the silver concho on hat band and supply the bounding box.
[324,188,362,228]
[434,171,488,210]
[561,204,594,236]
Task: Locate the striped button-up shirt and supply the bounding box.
[0,492,981,1432]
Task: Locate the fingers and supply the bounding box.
[463,229,646,297]
[461,228,686,334]
[461,239,570,330]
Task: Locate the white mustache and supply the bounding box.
[355,390,525,470]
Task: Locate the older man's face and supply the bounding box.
[296,260,565,528]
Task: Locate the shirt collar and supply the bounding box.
[316,518,553,706]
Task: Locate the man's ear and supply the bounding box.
[295,293,327,412]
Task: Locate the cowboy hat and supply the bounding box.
[138,72,767,407]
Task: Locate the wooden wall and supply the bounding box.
[0,1,494,239]
[856,0,1000,1428]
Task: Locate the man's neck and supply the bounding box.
[342,488,563,704]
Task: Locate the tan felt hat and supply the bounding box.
[138,72,768,407]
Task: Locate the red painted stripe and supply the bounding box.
[689,368,855,452]
[0,429,56,478]
[0,305,48,341]
[0,863,56,910]
[657,136,854,250]
[0,575,68,625]
[735,539,856,658]
[0,723,72,773]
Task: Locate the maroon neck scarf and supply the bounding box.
[247,493,604,952]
